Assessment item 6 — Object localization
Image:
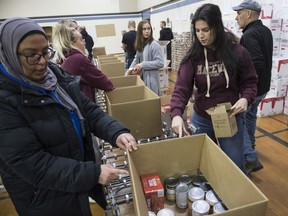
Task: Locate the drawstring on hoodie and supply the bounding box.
[203,47,229,97]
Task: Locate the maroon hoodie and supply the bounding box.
[171,44,257,119]
[61,49,114,102]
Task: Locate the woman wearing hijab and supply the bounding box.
[170,4,257,174]
[0,17,137,216]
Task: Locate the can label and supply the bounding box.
[165,177,178,202]
[176,183,189,209]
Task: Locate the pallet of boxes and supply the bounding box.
[127,102,268,216]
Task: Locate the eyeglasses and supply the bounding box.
[18,48,55,65]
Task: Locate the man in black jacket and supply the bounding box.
[121,20,137,69]
[233,0,273,175]
[159,21,174,67]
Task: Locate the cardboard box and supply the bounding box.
[257,97,285,117]
[99,62,125,78]
[271,57,288,79]
[206,103,238,138]
[97,54,115,59]
[98,56,118,60]
[100,59,121,64]
[141,173,164,213]
[128,134,268,216]
[283,96,288,115]
[105,85,162,139]
[109,75,144,89]
[266,77,288,97]
[92,46,106,58]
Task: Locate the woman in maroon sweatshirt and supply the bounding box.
[52,21,114,103]
[170,4,257,174]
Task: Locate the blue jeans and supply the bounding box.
[244,94,266,162]
[191,112,246,174]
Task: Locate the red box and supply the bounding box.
[140,173,164,214]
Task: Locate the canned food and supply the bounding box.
[206,190,219,206]
[164,177,178,202]
[176,183,189,209]
[178,174,192,188]
[192,200,210,216]
[199,182,212,193]
[148,211,156,216]
[188,187,205,216]
[156,208,175,216]
[191,174,207,187]
[188,187,205,202]
[206,190,219,214]
[213,202,226,214]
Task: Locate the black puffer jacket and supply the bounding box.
[0,63,129,216]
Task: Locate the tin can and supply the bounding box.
[191,174,207,187]
[156,208,175,216]
[178,174,192,188]
[148,211,156,216]
[199,182,212,193]
[188,187,205,216]
[206,190,219,213]
[164,177,178,202]
[176,183,189,209]
[192,200,210,216]
[213,202,226,214]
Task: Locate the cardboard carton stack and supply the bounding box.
[257,19,288,117]
[171,32,192,71]
[159,60,171,96]
[97,54,126,78]
[92,46,106,58]
[105,82,162,140]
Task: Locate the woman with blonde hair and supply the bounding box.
[52,21,114,103]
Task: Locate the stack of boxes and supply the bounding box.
[96,54,126,78]
[257,18,288,117]
[171,32,192,71]
[106,75,163,140]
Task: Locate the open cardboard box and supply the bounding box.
[99,62,125,77]
[105,85,162,140]
[97,54,115,59]
[128,134,268,216]
[92,46,106,57]
[99,58,121,64]
[206,103,238,138]
[109,75,144,88]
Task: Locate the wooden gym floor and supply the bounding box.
[1,71,288,216]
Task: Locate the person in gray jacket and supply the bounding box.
[127,19,164,96]
[0,17,137,216]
